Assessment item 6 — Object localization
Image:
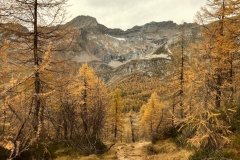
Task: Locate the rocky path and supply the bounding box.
[116,142,150,160]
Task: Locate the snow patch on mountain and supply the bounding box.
[106,34,126,41]
[108,60,125,68]
[143,53,171,60]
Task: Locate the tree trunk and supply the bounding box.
[33,0,42,140]
[156,109,164,133]
[172,98,175,127]
[81,78,88,133]
[114,101,118,142]
[229,55,234,103]
[214,0,225,108]
[180,28,184,118]
[129,115,135,143]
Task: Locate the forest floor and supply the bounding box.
[54,140,192,160]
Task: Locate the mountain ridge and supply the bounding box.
[64,15,197,35]
[57,15,199,82]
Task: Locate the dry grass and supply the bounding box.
[54,140,192,160]
[145,140,192,160]
[147,150,192,160]
[54,148,117,160]
[54,155,100,160]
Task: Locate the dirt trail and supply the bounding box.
[116,142,150,160]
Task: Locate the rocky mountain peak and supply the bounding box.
[144,21,177,28]
[66,15,99,28]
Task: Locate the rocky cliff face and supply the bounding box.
[60,15,199,82]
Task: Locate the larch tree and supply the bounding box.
[165,23,191,126]
[140,92,165,139]
[0,43,10,138]
[196,0,239,108]
[0,0,69,159]
[129,110,137,143]
[46,61,77,141]
[108,88,124,143]
[179,46,232,150]
[69,63,108,153]
[177,0,240,150]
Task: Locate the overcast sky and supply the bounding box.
[67,0,207,30]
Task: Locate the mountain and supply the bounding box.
[0,15,200,83]
[59,15,199,82]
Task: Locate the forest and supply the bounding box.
[0,0,240,160]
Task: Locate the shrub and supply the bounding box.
[0,146,10,160]
[151,133,161,144]
[70,135,107,155]
[190,148,240,160]
[162,126,179,139]
[150,126,179,144]
[14,143,51,160]
[231,104,240,133]
[174,125,196,147]
[147,145,158,155]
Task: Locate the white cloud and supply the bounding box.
[67,0,207,30]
